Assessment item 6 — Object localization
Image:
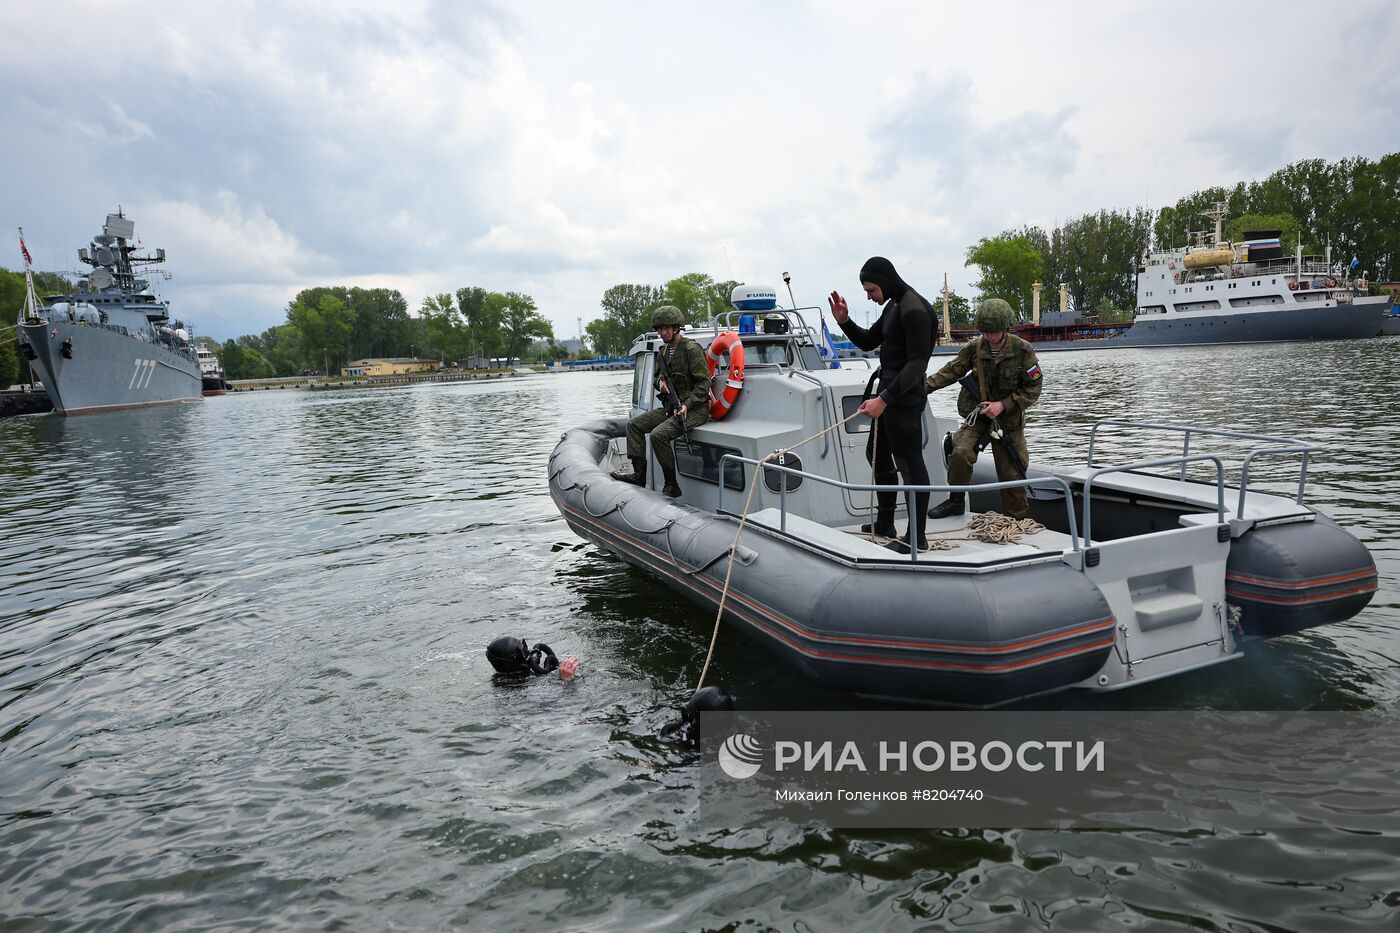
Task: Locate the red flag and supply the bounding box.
[20,237,32,265]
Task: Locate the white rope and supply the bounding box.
[695,409,862,690]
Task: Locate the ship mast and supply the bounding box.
[18,227,40,325]
[1200,202,1228,247]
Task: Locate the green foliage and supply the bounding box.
[585,318,629,357]
[1155,154,1400,280]
[932,287,972,327]
[494,292,553,366]
[420,293,469,363]
[661,273,739,324]
[599,283,664,345]
[219,339,274,380]
[456,286,502,360]
[1224,213,1303,254]
[1047,208,1154,315]
[288,293,357,372]
[0,333,17,387]
[965,236,1043,316]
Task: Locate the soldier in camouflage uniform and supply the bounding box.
[610,305,712,498]
[925,298,1043,520]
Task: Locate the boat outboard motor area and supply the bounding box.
[486,636,559,676]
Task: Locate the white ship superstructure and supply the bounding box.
[1127,202,1387,344]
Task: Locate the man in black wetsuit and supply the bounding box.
[829,257,937,553]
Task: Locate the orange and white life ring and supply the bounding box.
[1288,282,1298,291]
[1327,278,1338,288]
[706,331,744,420]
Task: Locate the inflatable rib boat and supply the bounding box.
[549,305,1377,706]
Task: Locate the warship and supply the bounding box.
[16,212,201,415]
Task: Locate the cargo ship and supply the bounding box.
[934,203,1388,353]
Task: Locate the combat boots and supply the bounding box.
[927,495,966,520]
[660,467,683,499]
[610,458,647,486]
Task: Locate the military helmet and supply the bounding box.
[975,298,1015,333]
[651,305,685,328]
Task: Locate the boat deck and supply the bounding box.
[745,508,1082,569]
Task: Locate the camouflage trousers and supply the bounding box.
[626,407,709,475]
[947,421,1031,519]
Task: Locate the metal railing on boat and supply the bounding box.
[717,454,1083,563]
[1086,419,1319,518]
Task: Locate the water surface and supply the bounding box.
[2,340,1397,929]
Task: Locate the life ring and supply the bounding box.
[1327,278,1338,288]
[706,331,745,420]
[1288,282,1298,291]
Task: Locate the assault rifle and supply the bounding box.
[956,371,1027,479]
[655,344,690,446]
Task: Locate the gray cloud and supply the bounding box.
[869,72,1079,187]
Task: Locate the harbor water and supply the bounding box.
[2,339,1398,929]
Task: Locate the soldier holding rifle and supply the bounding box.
[610,306,711,498]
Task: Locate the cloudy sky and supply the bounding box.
[3,0,1397,341]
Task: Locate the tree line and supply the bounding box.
[216,285,556,380]
[957,152,1399,323]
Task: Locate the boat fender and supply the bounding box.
[943,431,954,468]
[706,331,745,420]
[60,339,74,359]
[660,685,735,743]
[486,635,560,676]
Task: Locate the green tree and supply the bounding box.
[965,236,1043,316]
[347,287,411,358]
[599,283,663,342]
[288,293,357,374]
[1224,213,1303,254]
[0,333,17,388]
[1053,208,1153,313]
[219,338,274,379]
[493,292,553,366]
[935,288,972,328]
[420,293,469,363]
[662,272,740,324]
[456,286,502,360]
[585,318,629,357]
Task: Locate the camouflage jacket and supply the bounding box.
[654,337,712,414]
[926,334,1043,430]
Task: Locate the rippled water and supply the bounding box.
[2,341,1398,930]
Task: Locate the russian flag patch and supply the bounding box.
[1026,363,1041,379]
